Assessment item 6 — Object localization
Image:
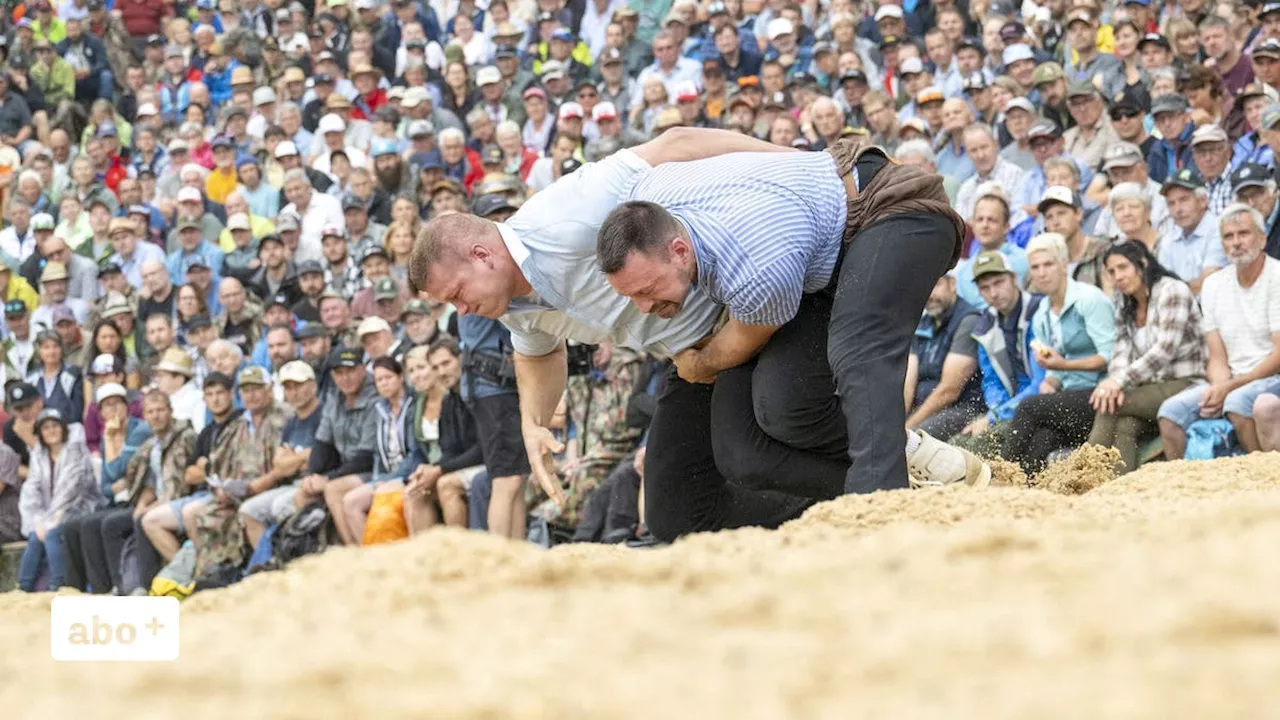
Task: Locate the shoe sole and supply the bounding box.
[966,457,992,488]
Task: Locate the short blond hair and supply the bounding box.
[1025,232,1069,264]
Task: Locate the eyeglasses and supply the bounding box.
[1110,108,1141,121]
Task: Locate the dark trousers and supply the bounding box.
[827,212,960,493]
[1003,389,1096,473]
[62,507,133,593]
[132,517,164,590]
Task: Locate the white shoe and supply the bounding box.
[907,430,991,488]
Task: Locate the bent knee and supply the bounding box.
[1253,393,1280,421]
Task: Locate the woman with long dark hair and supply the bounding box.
[1086,241,1207,472]
[82,318,139,391]
[29,331,85,423]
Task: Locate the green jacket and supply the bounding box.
[31,57,76,107]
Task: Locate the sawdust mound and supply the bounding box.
[5,452,1280,719]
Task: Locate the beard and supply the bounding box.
[1230,246,1263,267]
[375,161,403,193]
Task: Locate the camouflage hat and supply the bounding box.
[237,365,271,386]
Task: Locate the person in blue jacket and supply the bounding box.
[951,251,1046,456]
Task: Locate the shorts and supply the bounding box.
[469,393,530,478]
[1157,377,1280,428]
[168,490,213,525]
[451,465,486,494]
[238,483,301,525]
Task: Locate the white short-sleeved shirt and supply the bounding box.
[499,149,723,358]
[1200,257,1280,377]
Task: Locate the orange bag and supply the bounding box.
[362,489,410,545]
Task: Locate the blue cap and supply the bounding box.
[411,151,444,171]
[371,138,399,157]
[96,122,118,138]
[196,0,215,8]
[551,28,573,42]
[236,155,259,168]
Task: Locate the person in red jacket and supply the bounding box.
[116,0,171,51]
[349,63,387,121]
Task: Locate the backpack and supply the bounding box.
[272,501,331,566]
[1184,419,1241,460]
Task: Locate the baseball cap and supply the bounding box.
[107,217,136,236]
[550,28,573,42]
[31,213,54,231]
[1066,7,1094,25]
[476,66,501,86]
[1037,185,1080,212]
[7,382,38,409]
[1102,142,1145,171]
[51,306,76,325]
[95,382,127,404]
[177,186,203,203]
[899,117,928,137]
[1002,43,1035,65]
[408,119,435,138]
[253,87,277,106]
[962,72,988,92]
[276,213,301,233]
[1162,167,1205,193]
[674,81,700,103]
[472,193,517,218]
[1026,120,1062,141]
[915,86,944,105]
[540,59,567,81]
[373,277,399,301]
[238,366,271,386]
[4,299,26,316]
[767,17,794,39]
[295,323,330,340]
[359,244,390,265]
[1237,81,1279,106]
[204,371,234,391]
[841,69,869,85]
[227,213,252,232]
[370,138,399,158]
[599,47,623,65]
[329,347,364,369]
[1254,37,1280,60]
[957,36,984,54]
[319,114,346,134]
[187,314,213,332]
[1066,79,1099,99]
[880,34,902,49]
[279,360,316,383]
[999,20,1027,43]
[91,353,125,376]
[1151,94,1189,116]
[1110,86,1150,115]
[1263,2,1280,17]
[1139,33,1172,52]
[1231,163,1273,192]
[176,215,202,232]
[557,101,585,120]
[898,57,925,76]
[1262,101,1280,130]
[358,316,393,338]
[971,251,1015,281]
[400,299,430,318]
[480,145,504,165]
[873,5,904,21]
[1190,124,1229,146]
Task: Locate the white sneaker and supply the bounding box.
[907,430,991,488]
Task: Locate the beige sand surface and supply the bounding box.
[5,453,1280,719]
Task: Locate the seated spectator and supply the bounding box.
[904,272,984,439]
[155,347,207,433]
[1036,185,1110,293]
[404,340,484,533]
[1158,203,1280,457]
[1159,169,1227,295]
[141,373,235,573]
[337,356,416,542]
[0,442,22,544]
[82,354,142,456]
[18,409,100,591]
[238,361,322,552]
[954,185,1029,310]
[1109,181,1161,253]
[1256,390,1280,451]
[1087,242,1207,473]
[27,330,85,422]
[954,123,1024,223]
[59,383,154,593]
[1003,233,1115,474]
[952,252,1045,455]
[1230,162,1280,261]
[296,348,378,546]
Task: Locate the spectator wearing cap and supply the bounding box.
[903,268,984,440]
[1147,93,1197,184]
[1157,202,1280,458]
[596,46,639,119]
[16,406,100,592]
[165,215,226,287]
[0,255,39,318]
[31,261,90,330]
[1159,168,1228,295]
[294,346,378,545]
[350,247,408,323]
[1253,36,1280,87]
[30,35,75,112]
[1231,162,1280,259]
[1062,80,1122,171]
[1034,184,1107,293]
[1013,119,1094,220]
[82,350,143,447]
[221,213,265,286]
[957,185,1031,310]
[951,251,1045,456]
[1091,141,1172,242]
[401,297,455,347]
[1188,124,1238,216]
[762,17,812,80]
[1062,8,1125,99]
[1230,83,1278,170]
[894,57,932,124]
[1002,43,1039,96]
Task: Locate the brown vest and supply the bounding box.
[826,137,966,268]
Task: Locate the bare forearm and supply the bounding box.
[1062,355,1107,372]
[697,322,775,374]
[637,127,796,166]
[514,347,568,428]
[1229,349,1280,388]
[906,385,962,429]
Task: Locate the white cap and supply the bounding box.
[402,87,429,108]
[319,113,346,134]
[475,66,502,86]
[253,87,277,105]
[767,17,794,39]
[899,57,924,75]
[592,101,619,121]
[90,353,118,375]
[1005,97,1036,114]
[279,360,317,383]
[137,103,158,117]
[177,187,203,203]
[274,140,299,158]
[557,101,585,120]
[95,382,127,404]
[1002,43,1035,65]
[354,0,377,8]
[227,213,252,231]
[357,315,392,337]
[874,4,905,21]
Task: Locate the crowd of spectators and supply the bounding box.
[0,0,1278,593]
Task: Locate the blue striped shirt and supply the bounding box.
[625,151,848,327]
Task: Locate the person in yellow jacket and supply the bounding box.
[0,262,39,312]
[216,191,276,253]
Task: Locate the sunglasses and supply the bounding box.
[1110,108,1141,121]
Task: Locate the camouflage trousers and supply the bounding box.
[191,501,249,577]
[528,352,644,530]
